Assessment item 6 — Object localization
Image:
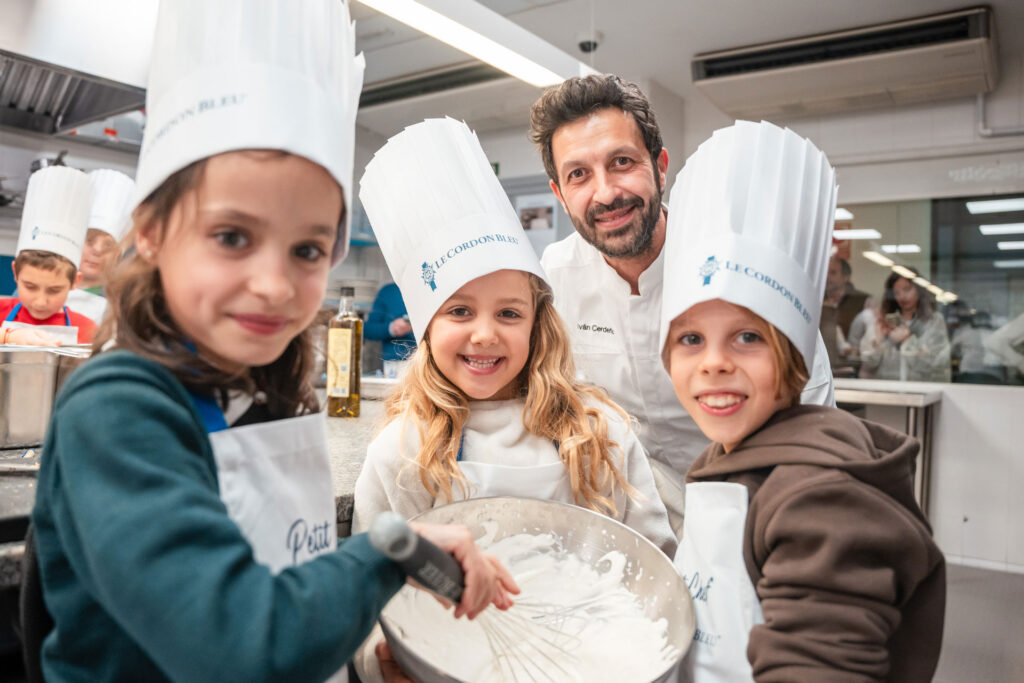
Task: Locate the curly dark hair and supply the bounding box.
[528,74,662,186]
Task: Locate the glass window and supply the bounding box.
[823,193,1024,386]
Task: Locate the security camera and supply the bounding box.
[576,30,603,54]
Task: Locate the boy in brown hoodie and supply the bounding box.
[660,121,944,682]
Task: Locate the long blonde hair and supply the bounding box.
[383,273,637,515]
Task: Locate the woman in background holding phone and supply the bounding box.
[860,267,951,382]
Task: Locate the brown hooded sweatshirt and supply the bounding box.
[686,405,945,682]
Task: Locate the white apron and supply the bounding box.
[191,393,346,682]
[2,303,79,345]
[674,482,763,683]
[453,431,573,503]
[65,288,108,324]
[456,459,573,502]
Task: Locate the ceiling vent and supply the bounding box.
[692,6,998,119]
[360,62,505,109]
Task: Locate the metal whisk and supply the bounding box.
[369,512,589,681]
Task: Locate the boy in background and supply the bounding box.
[65,169,136,324]
[1,166,96,346]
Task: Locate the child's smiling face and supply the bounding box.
[427,269,535,401]
[666,299,791,452]
[137,151,341,372]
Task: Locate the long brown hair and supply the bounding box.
[93,153,320,418]
[382,273,638,515]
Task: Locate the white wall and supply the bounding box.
[477,126,542,180]
[855,380,1024,573]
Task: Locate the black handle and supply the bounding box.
[368,512,465,603]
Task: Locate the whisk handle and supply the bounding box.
[368,512,465,604]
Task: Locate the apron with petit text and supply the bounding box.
[190,393,347,683]
[2,302,79,345]
[674,481,763,682]
[453,432,573,503]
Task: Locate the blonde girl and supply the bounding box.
[352,118,674,555]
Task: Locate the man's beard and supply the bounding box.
[569,180,663,259]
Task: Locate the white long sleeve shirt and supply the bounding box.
[352,397,676,556]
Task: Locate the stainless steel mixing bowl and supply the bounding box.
[379,496,695,682]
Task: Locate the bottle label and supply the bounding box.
[327,328,352,397]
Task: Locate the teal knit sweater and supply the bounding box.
[32,351,404,682]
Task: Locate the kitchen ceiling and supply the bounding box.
[354,0,1024,138]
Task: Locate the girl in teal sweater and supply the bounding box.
[30,2,515,682]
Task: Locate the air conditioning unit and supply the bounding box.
[692,6,998,119]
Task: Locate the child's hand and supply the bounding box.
[4,327,61,347]
[375,641,413,683]
[410,521,519,619]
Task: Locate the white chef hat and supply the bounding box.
[17,166,92,269]
[359,118,547,341]
[87,169,135,241]
[660,120,837,366]
[133,0,364,265]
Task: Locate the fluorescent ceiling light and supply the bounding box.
[833,229,882,240]
[891,265,917,279]
[880,244,921,254]
[835,208,854,220]
[925,284,944,296]
[912,276,931,287]
[994,259,1024,269]
[981,223,1024,236]
[997,241,1024,251]
[862,251,894,267]
[937,291,959,303]
[355,0,595,87]
[966,198,1024,214]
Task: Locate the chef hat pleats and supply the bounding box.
[661,120,837,367]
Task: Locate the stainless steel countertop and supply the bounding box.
[834,378,943,408]
[0,397,389,588]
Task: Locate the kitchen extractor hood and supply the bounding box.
[0,0,155,135]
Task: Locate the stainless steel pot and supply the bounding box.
[380,496,695,683]
[0,346,90,448]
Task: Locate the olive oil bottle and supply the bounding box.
[326,287,362,417]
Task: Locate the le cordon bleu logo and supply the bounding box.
[420,233,520,292]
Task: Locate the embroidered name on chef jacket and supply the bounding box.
[576,322,616,335]
[286,518,334,564]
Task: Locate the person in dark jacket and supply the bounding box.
[364,282,416,364]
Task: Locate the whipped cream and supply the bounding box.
[382,526,680,682]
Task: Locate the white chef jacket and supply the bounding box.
[541,232,835,478]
